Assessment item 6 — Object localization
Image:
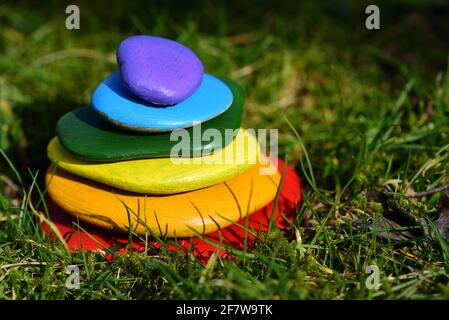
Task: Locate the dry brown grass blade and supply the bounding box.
[28,197,70,254]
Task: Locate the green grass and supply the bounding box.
[1,0,449,299]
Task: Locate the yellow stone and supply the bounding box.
[48,128,261,194]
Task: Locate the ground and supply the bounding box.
[1,0,449,299]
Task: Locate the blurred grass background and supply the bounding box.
[1,0,449,299]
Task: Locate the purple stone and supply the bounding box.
[117,35,204,105]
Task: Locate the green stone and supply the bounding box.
[56,77,244,162]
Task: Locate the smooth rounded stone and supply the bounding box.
[92,72,233,132]
[47,128,262,194]
[117,35,204,105]
[45,160,280,238]
[57,77,243,162]
[44,159,302,262]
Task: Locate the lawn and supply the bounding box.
[1,0,449,299]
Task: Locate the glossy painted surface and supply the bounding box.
[43,159,302,263]
[92,72,233,132]
[117,35,204,105]
[45,161,280,238]
[48,128,260,194]
[57,77,244,161]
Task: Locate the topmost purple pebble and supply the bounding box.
[117,35,204,105]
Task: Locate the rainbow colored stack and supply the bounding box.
[44,35,302,259]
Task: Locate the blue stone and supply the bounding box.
[91,71,233,132]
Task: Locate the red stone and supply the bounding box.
[43,159,302,263]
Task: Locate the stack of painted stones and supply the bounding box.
[45,35,302,260]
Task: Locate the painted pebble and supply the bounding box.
[57,77,244,162]
[117,35,204,105]
[45,161,280,238]
[48,128,263,194]
[92,72,233,132]
[44,159,302,263]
